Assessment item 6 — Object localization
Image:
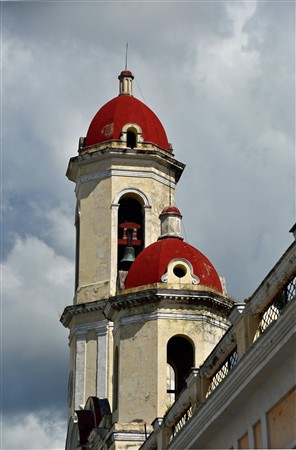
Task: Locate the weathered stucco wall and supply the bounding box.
[74,153,178,304]
[112,299,229,424]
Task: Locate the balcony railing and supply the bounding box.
[171,405,193,440]
[207,349,238,397]
[254,275,296,341]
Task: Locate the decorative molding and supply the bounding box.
[60,299,108,328]
[114,310,229,335]
[112,187,150,207]
[104,289,233,329]
[71,320,111,338]
[67,145,186,184]
[161,258,200,285]
[79,168,176,188]
[113,432,147,442]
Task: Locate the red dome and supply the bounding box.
[84,95,171,151]
[160,206,182,216]
[125,238,223,293]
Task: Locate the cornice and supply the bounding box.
[109,288,233,310]
[60,299,108,328]
[79,140,176,158]
[61,289,234,329]
[78,168,177,189]
[67,146,185,183]
[113,310,229,335]
[104,288,234,325]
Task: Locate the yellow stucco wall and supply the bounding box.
[74,153,178,304]
[112,301,228,424]
[267,387,296,449]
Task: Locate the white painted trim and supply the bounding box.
[97,332,107,397]
[161,258,200,285]
[72,320,110,337]
[112,187,150,207]
[114,310,229,334]
[113,432,147,442]
[74,334,86,411]
[261,412,269,449]
[79,168,176,188]
[248,424,255,450]
[121,123,143,134]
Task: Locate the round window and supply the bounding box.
[173,264,187,278]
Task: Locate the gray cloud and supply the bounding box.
[2,235,73,417]
[2,1,295,446]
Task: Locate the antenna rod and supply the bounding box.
[125,42,128,70]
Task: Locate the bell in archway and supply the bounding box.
[120,245,135,270]
[119,225,137,270]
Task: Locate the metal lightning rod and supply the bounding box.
[125,43,128,70]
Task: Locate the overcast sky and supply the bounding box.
[1,1,295,448]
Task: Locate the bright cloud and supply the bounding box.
[2,234,73,424]
[1,411,66,449]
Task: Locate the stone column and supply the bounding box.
[110,203,119,296]
[74,329,87,410]
[96,321,110,398]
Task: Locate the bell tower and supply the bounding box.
[62,69,233,449]
[62,69,185,419]
[67,69,184,305]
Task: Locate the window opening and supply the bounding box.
[167,363,176,404]
[167,336,194,398]
[173,264,187,278]
[113,347,119,412]
[127,130,136,148]
[117,197,144,270]
[75,206,80,291]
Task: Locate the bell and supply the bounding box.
[120,246,135,268]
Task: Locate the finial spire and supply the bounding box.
[118,67,134,96]
[158,206,183,240]
[125,42,128,70]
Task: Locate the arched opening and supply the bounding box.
[127,129,137,148]
[173,263,187,278]
[74,205,80,291]
[167,335,194,398]
[117,196,144,270]
[166,363,176,404]
[113,347,119,412]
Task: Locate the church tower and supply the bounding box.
[61,69,234,449]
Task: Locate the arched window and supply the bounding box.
[75,205,80,291]
[167,335,194,398]
[127,129,136,148]
[117,196,144,270]
[113,347,119,412]
[166,363,176,404]
[121,123,143,148]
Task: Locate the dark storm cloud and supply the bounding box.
[2,235,73,447]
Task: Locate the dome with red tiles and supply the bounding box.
[84,71,171,151]
[125,237,223,293]
[161,206,182,216]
